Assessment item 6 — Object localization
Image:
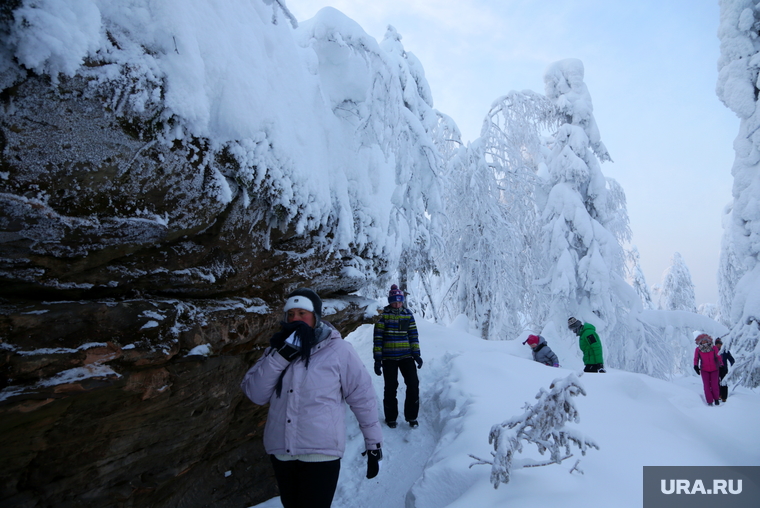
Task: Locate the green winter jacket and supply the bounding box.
[578,323,603,365]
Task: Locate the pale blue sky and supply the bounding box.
[288,0,737,306]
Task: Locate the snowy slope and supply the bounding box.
[252,318,760,508]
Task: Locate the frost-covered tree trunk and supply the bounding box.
[716,0,760,387]
[658,252,697,313]
[538,59,631,354]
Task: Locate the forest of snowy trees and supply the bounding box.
[393,2,759,385]
[1,0,758,387]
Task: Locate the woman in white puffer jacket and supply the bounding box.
[241,288,383,508]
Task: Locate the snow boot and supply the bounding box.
[408,420,418,428]
[386,420,397,429]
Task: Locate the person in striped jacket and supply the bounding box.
[373,285,422,429]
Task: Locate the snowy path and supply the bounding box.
[332,324,442,507]
[252,322,446,508]
[251,319,760,508]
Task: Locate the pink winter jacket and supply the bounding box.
[694,346,724,373]
[241,324,382,457]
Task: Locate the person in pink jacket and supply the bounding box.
[693,333,724,406]
[241,288,383,508]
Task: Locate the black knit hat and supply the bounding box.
[284,288,322,327]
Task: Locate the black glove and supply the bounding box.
[374,361,382,376]
[269,321,314,350]
[277,344,300,361]
[414,356,423,369]
[694,365,700,375]
[270,321,315,362]
[363,447,382,479]
[270,321,312,349]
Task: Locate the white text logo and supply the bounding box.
[660,479,742,495]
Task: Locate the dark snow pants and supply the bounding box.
[719,367,729,401]
[270,455,341,508]
[382,357,419,423]
[584,363,606,373]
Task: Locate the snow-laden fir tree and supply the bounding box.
[627,246,655,310]
[470,374,598,488]
[639,253,710,376]
[657,252,697,313]
[617,247,684,378]
[716,0,760,387]
[718,201,743,328]
[538,59,632,349]
[698,303,720,321]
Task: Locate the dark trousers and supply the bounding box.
[719,368,729,401]
[382,357,419,422]
[270,455,341,508]
[584,363,606,373]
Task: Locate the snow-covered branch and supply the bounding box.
[470,373,598,489]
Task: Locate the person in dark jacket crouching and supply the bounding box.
[373,284,422,429]
[524,334,560,367]
[241,288,383,508]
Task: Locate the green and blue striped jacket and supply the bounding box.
[373,306,420,361]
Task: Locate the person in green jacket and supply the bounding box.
[568,317,606,373]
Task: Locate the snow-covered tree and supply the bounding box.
[470,374,598,488]
[402,111,464,323]
[432,90,558,339]
[538,59,631,345]
[698,303,720,321]
[718,202,742,328]
[480,91,557,334]
[716,0,760,387]
[627,246,655,310]
[436,138,523,339]
[293,14,446,288]
[657,252,697,313]
[378,26,445,286]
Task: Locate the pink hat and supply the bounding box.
[526,335,540,345]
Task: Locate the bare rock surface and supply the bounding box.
[0,71,379,507]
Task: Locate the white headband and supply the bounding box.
[283,295,314,313]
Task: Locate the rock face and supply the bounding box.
[0,72,379,507]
